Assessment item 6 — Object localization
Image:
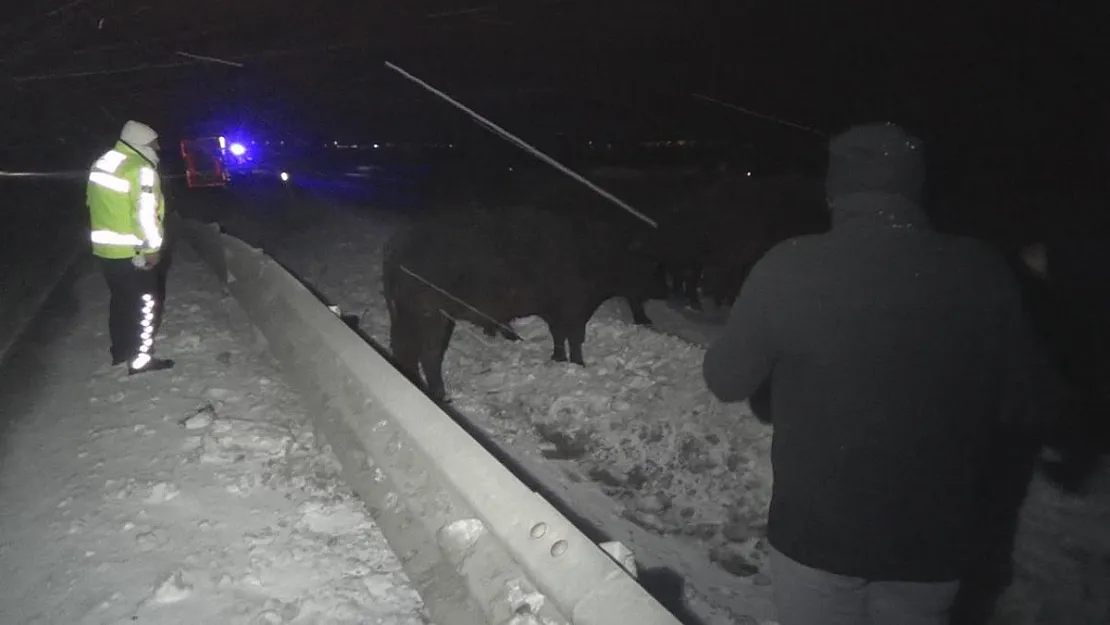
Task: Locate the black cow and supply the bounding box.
[698,173,830,308]
[383,204,667,401]
[589,165,723,312]
[1014,237,1110,493]
[646,208,712,311]
[511,165,721,311]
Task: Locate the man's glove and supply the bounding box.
[131,251,160,269]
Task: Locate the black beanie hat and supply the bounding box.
[825,122,925,202]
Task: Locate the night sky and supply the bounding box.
[2,1,1106,189]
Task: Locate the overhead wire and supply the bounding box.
[691,93,828,137]
[0,0,90,43]
[3,0,101,65]
[7,0,639,85]
[7,35,389,84]
[385,60,658,229]
[8,2,826,156]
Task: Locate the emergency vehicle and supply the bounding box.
[179,136,229,188]
[179,135,289,187]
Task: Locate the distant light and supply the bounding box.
[373,143,379,149]
[218,136,226,149]
[746,171,752,177]
[229,143,246,156]
[280,172,289,182]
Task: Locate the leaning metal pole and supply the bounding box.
[383,61,657,229]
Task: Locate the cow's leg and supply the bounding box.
[566,318,588,366]
[684,262,703,310]
[419,315,455,402]
[627,297,653,326]
[389,308,424,386]
[544,315,569,362]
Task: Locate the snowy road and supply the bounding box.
[199,179,1110,625]
[0,251,426,624]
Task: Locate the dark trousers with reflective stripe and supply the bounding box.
[99,257,160,365]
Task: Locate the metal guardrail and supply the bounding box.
[179,217,684,625]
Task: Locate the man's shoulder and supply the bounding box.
[113,152,142,169]
[738,234,825,293]
[775,228,1005,260]
[756,229,1014,282]
[753,232,828,272]
[116,154,160,182]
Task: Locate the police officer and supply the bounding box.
[87,120,174,375]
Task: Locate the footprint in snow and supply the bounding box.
[145,482,180,503]
[151,570,192,604]
[135,530,162,551]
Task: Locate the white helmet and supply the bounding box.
[120,120,158,146]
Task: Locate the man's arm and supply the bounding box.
[702,258,780,403]
[132,165,163,253]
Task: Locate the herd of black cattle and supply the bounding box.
[382,165,1108,492]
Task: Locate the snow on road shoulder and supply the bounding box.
[1001,468,1110,624]
[213,193,1110,624]
[249,207,779,587]
[444,313,775,575]
[0,253,426,625]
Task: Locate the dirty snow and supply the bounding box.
[1002,470,1110,624]
[214,185,1110,625]
[0,251,427,624]
[217,199,778,624]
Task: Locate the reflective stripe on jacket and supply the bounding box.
[87,142,165,259]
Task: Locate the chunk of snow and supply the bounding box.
[151,570,193,604]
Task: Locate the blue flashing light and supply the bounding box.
[229,142,247,156]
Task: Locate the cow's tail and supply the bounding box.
[382,259,399,321]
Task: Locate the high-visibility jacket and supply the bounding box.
[87,141,165,260]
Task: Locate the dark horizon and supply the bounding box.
[2,1,1107,191]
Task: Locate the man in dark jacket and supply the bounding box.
[703,123,1056,625]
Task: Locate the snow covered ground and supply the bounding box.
[1005,469,1110,624]
[208,181,1109,625]
[0,251,427,625]
[4,173,1102,625]
[210,192,781,623]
